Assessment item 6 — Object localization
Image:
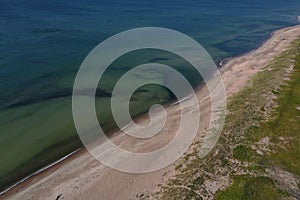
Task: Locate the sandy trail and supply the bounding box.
[1,23,300,200]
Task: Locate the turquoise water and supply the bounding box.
[1,0,300,192]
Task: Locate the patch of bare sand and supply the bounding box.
[2,23,300,200]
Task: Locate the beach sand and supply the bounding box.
[1,22,300,200]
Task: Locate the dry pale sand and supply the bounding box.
[1,23,300,200]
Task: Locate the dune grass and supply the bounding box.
[214,175,288,200]
[214,36,300,199]
[155,36,300,200]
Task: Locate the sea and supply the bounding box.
[1,0,300,192]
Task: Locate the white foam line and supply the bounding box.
[0,148,81,196]
[120,122,133,130]
[171,95,193,106]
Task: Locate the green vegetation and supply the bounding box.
[263,56,300,176]
[232,145,258,162]
[156,37,300,199]
[214,176,288,200]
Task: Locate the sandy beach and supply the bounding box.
[1,22,300,200]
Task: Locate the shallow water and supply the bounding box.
[1,0,300,191]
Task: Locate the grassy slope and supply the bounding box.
[155,37,300,200]
[215,36,300,200]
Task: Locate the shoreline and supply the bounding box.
[0,149,81,196]
[158,24,300,200]
[0,23,296,197]
[1,22,300,199]
[218,23,297,68]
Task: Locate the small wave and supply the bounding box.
[171,95,193,106]
[0,149,81,196]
